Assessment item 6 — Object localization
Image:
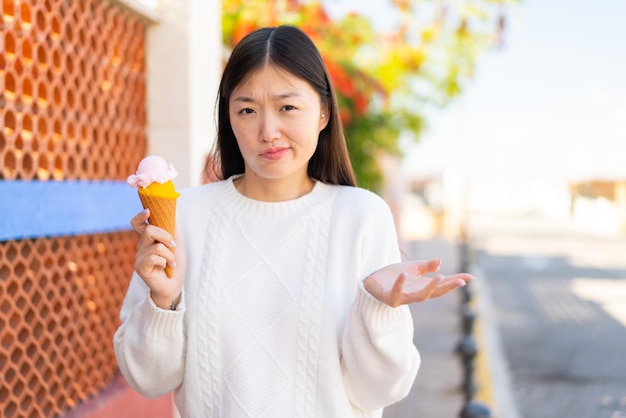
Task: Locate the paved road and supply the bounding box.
[468,214,626,418]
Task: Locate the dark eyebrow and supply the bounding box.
[275,92,303,99]
[232,92,303,103]
[232,96,254,103]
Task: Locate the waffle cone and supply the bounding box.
[138,191,177,277]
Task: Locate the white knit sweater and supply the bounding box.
[114,177,420,418]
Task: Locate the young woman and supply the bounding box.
[114,25,472,418]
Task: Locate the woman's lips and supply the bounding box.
[261,147,289,160]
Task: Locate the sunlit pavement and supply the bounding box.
[468,213,626,418]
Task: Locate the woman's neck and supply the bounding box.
[233,174,315,202]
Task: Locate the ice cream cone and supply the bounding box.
[128,156,181,279]
[138,189,177,277]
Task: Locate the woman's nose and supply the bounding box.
[259,113,281,142]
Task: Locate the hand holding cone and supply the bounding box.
[128,156,180,278]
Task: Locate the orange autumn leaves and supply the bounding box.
[323,54,380,126]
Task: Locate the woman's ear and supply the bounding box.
[319,104,330,131]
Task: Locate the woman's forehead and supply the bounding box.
[232,65,315,97]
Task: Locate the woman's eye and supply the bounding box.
[281,105,297,111]
[239,108,255,115]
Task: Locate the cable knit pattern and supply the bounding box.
[196,197,229,417]
[224,262,295,335]
[114,177,420,418]
[293,200,330,417]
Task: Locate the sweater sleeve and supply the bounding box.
[113,273,186,398]
[339,191,421,411]
[341,284,420,411]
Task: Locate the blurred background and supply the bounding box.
[399,0,626,241]
[1,0,625,417]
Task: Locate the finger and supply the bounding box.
[389,272,407,307]
[135,224,158,251]
[428,259,442,273]
[136,224,175,251]
[135,252,168,277]
[136,241,175,266]
[431,277,468,298]
[417,258,441,276]
[402,274,441,303]
[431,284,462,298]
[135,242,175,276]
[155,242,176,267]
[460,273,475,283]
[439,273,474,285]
[130,209,150,233]
[425,274,443,299]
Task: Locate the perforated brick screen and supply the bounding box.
[1,0,147,181]
[0,233,138,417]
[1,0,148,416]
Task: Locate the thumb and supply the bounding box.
[417,258,441,275]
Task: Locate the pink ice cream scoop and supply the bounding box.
[127,155,178,188]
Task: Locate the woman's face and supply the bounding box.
[229,65,329,186]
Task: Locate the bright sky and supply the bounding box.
[408,0,626,182]
[326,0,626,183]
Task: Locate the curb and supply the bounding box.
[469,265,522,418]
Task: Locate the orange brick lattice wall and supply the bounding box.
[1,0,146,181]
[0,234,138,416]
[1,0,148,417]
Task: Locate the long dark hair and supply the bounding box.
[212,25,356,186]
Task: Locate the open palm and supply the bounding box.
[364,259,473,308]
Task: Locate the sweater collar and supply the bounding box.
[219,175,335,218]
